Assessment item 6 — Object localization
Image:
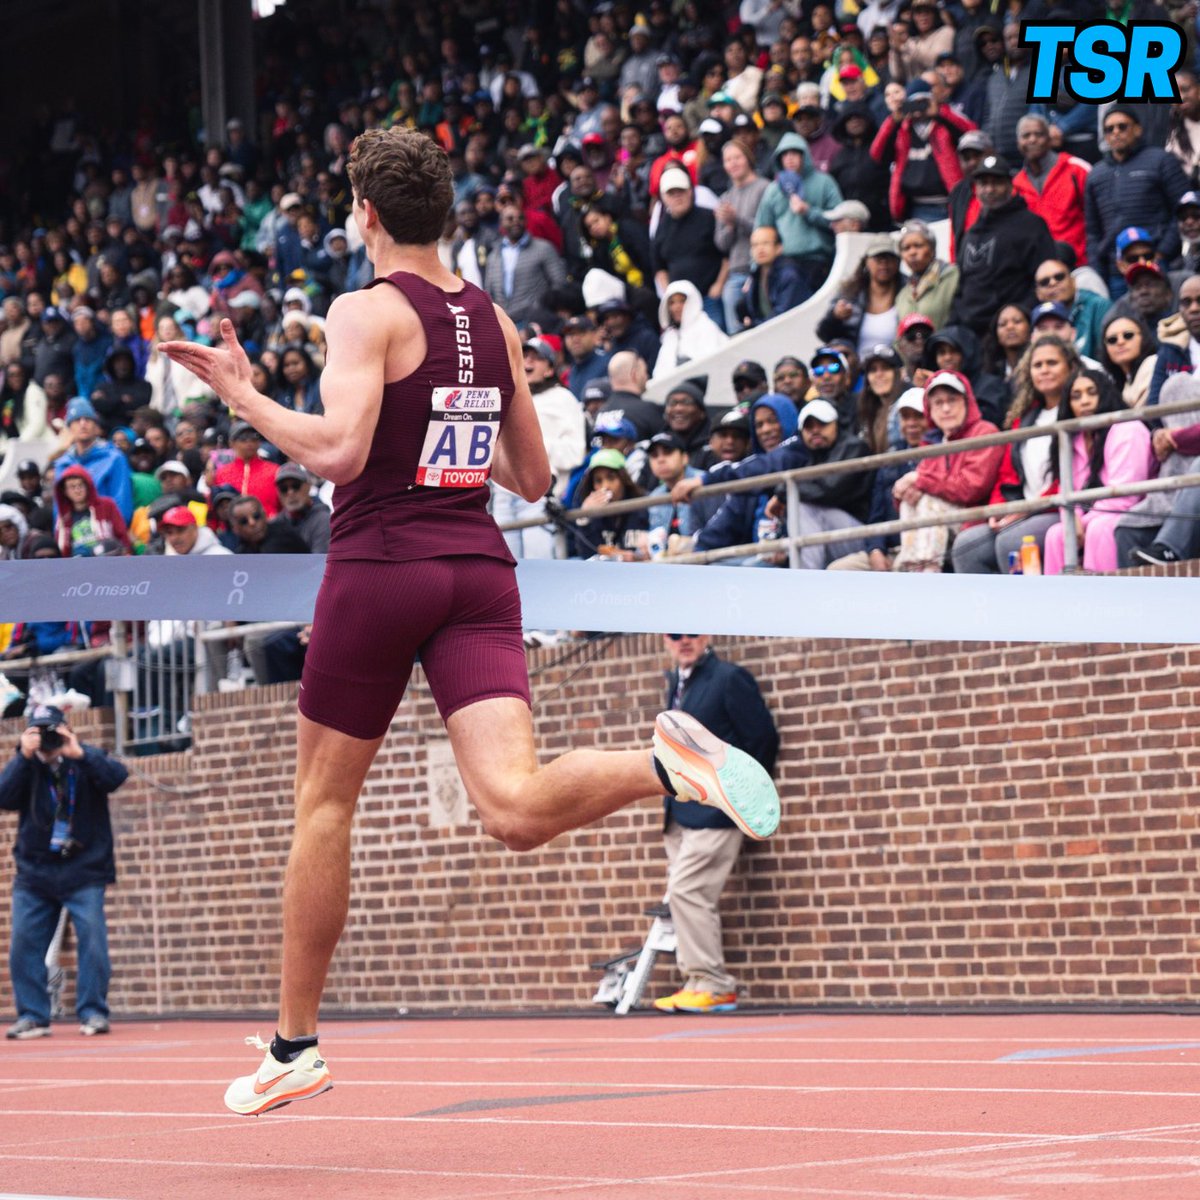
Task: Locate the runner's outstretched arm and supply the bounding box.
[159,297,387,484]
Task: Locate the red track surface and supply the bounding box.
[1,1012,1199,1199]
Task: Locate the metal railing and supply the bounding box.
[5,393,1197,752]
[503,391,1200,572]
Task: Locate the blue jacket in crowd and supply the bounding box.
[53,440,133,522]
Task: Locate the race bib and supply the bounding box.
[416,387,501,488]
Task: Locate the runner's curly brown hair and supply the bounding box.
[347,129,453,246]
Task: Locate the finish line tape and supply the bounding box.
[0,557,1196,645]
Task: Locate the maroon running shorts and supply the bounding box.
[298,555,531,739]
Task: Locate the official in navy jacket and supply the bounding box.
[654,637,779,1015]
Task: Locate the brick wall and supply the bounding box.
[1,627,1198,1016]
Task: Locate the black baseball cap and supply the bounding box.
[28,703,65,729]
[648,431,687,453]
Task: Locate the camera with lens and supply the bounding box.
[39,728,63,753]
[904,94,934,117]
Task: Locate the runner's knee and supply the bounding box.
[471,786,550,852]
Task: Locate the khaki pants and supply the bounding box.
[664,821,744,994]
[893,493,963,572]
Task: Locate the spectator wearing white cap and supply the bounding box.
[822,199,870,234]
[652,168,727,328]
[758,397,874,569]
[891,369,1003,572]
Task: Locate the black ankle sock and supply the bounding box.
[270,1031,318,1063]
[652,753,678,796]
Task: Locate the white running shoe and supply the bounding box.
[653,710,781,840]
[224,1035,333,1116]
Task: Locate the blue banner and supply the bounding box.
[0,556,1195,643]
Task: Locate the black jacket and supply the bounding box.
[0,745,128,896]
[234,518,310,554]
[651,206,723,295]
[954,195,1055,335]
[663,649,779,830]
[829,103,891,231]
[598,389,665,441]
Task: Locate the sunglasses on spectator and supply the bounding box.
[733,376,759,389]
[1124,250,1156,263]
[1104,120,1133,133]
[667,634,699,641]
[277,479,306,493]
[1105,330,1138,344]
[1036,271,1068,287]
[811,362,843,377]
[233,513,263,526]
[901,328,929,340]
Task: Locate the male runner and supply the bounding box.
[161,128,780,1116]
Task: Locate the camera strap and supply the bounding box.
[46,767,77,853]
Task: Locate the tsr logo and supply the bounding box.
[1021,20,1186,104]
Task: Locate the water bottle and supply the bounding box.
[647,526,668,560]
[1019,534,1042,576]
[1007,549,1022,575]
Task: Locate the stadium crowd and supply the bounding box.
[3,0,1200,686]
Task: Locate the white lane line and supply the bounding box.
[0,1079,1196,1099]
[5,1052,1198,1069]
[0,1112,1175,1139]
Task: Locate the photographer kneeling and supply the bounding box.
[0,705,128,1039]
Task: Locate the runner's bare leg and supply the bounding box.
[446,697,661,851]
[278,714,384,1038]
[277,701,661,1036]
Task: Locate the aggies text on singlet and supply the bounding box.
[326,271,517,565]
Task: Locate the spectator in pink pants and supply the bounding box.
[1044,369,1157,574]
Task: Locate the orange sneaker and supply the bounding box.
[654,988,737,1013]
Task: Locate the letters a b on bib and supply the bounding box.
[416,387,501,488]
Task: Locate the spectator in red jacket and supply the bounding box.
[870,80,978,222]
[1013,115,1091,269]
[890,370,1004,571]
[212,422,280,516]
[53,466,132,558]
[517,145,562,217]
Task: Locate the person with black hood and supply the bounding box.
[922,325,1009,427]
[954,155,1057,337]
[91,347,152,435]
[829,101,891,232]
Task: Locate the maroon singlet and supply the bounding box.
[298,271,532,738]
[327,271,516,565]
